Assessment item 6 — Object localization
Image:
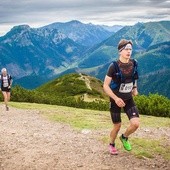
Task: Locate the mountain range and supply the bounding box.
[41,20,119,47]
[0,20,169,97]
[0,25,85,80]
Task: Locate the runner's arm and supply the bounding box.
[132,80,138,96]
[10,79,13,86]
[8,76,13,88]
[103,75,125,107]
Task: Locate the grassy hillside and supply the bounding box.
[9,102,170,160]
[36,73,108,101]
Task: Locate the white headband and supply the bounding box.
[119,43,132,52]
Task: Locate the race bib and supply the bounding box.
[119,82,133,93]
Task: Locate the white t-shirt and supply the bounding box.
[0,75,12,88]
[2,76,9,87]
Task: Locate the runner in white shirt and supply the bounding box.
[0,68,13,111]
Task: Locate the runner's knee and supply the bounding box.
[3,94,7,99]
[130,119,140,129]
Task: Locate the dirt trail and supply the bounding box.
[0,104,169,170]
[79,73,92,90]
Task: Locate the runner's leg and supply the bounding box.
[2,91,8,110]
[123,117,139,137]
[7,92,11,102]
[110,102,122,143]
[123,98,140,137]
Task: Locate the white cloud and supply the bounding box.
[0,0,169,35]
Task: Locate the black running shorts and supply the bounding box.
[1,87,11,92]
[110,97,139,123]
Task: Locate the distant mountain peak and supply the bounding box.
[67,20,82,24]
[11,24,31,31]
[1,24,34,46]
[41,20,113,46]
[134,22,144,26]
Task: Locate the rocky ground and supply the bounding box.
[0,105,169,170]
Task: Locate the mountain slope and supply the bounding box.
[78,21,170,68]
[136,41,170,75]
[100,25,123,32]
[138,70,170,97]
[41,20,113,47]
[0,25,86,82]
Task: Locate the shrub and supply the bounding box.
[10,86,170,117]
[134,93,170,117]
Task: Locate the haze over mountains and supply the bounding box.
[0,20,169,98]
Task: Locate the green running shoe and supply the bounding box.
[119,135,132,151]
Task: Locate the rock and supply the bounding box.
[81,129,92,134]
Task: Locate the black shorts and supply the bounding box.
[110,98,139,123]
[1,87,11,92]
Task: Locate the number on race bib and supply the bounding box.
[119,82,133,93]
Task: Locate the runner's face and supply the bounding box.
[120,44,132,59]
[2,71,7,76]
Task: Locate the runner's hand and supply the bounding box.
[115,97,125,107]
[132,88,138,96]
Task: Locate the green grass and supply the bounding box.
[9,102,170,129]
[140,115,170,128]
[131,138,170,160]
[100,136,170,160]
[9,102,112,130]
[9,102,170,160]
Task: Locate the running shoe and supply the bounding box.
[109,144,118,155]
[6,106,9,111]
[119,135,132,151]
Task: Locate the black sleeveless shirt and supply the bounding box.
[107,59,134,101]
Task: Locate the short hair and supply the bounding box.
[118,39,133,51]
[1,68,7,73]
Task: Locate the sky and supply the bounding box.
[0,0,170,36]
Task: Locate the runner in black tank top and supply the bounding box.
[103,39,140,155]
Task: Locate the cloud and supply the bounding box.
[0,0,170,35]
